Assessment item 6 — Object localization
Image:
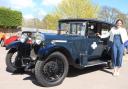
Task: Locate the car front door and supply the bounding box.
[86,22,104,60]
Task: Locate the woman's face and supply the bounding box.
[116,20,123,28]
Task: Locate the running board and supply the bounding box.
[84,60,107,67]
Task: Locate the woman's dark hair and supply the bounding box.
[115,19,123,24]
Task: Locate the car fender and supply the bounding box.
[6,41,21,50]
[38,45,69,58]
[38,45,75,65]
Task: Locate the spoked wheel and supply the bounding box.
[6,48,23,73]
[35,52,69,87]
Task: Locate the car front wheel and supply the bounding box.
[35,52,69,87]
[6,49,24,73]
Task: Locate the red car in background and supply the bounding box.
[2,27,39,47]
[0,32,6,47]
[4,35,19,47]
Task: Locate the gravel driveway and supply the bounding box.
[0,47,128,89]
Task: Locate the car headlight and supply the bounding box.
[20,34,27,43]
[35,33,45,45]
[35,39,42,45]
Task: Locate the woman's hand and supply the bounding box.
[95,33,100,36]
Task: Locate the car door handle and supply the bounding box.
[98,40,104,43]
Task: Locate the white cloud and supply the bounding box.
[9,0,35,9]
[42,0,62,6]
[23,10,47,20]
[37,10,47,19]
[23,14,34,19]
[31,7,48,19]
[38,10,47,17]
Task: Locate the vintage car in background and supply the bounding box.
[0,32,6,46]
[124,40,128,54]
[6,19,114,87]
[4,35,19,47]
[3,29,37,47]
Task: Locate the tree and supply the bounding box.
[0,7,22,29]
[98,6,128,28]
[43,13,61,30]
[125,15,128,29]
[42,0,99,30]
[98,6,118,23]
[57,0,99,18]
[116,13,128,28]
[22,18,44,29]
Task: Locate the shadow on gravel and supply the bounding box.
[67,65,105,77]
[100,68,113,75]
[6,67,42,87]
[6,67,25,74]
[6,65,113,87]
[22,72,43,87]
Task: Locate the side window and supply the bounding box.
[87,22,97,36]
[71,24,77,34]
[60,22,86,36]
[101,24,110,36]
[60,23,70,34]
[70,23,86,36]
[77,23,86,36]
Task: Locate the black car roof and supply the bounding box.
[59,18,114,26]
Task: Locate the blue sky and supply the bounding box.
[0,0,128,19]
[93,0,128,14]
[0,0,62,19]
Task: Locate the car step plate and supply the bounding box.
[84,60,107,67]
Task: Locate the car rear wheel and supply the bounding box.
[35,52,69,87]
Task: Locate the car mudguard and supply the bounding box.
[6,41,21,50]
[38,45,68,58]
[37,45,85,69]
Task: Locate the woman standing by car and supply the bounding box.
[98,19,128,76]
[110,19,128,76]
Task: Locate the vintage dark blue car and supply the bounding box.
[6,19,114,87]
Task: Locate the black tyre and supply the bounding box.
[35,52,69,87]
[107,60,113,69]
[6,49,23,73]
